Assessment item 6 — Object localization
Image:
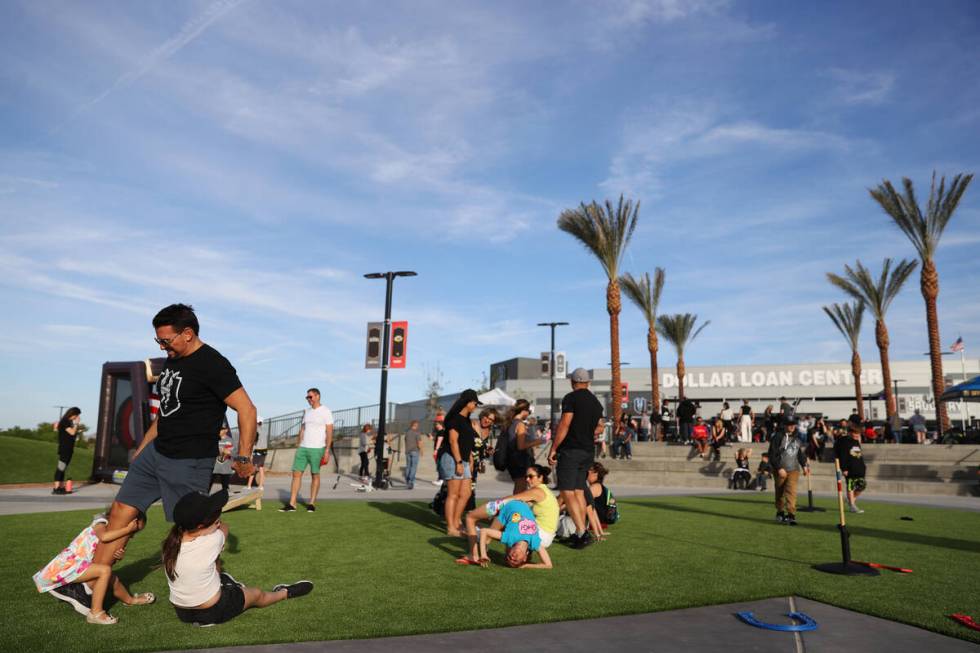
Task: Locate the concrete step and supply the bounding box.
[604,470,979,497]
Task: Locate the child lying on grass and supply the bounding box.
[34,510,150,625]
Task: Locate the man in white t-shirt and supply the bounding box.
[281,388,334,513]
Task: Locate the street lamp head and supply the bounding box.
[364,273,385,279]
[537,322,570,327]
[394,271,418,277]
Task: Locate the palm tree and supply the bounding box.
[869,172,974,431]
[620,269,666,412]
[558,195,639,425]
[655,313,709,400]
[822,301,867,419]
[827,258,917,419]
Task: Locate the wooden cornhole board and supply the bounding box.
[223,487,263,512]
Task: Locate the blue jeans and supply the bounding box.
[405,451,420,486]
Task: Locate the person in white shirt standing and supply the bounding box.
[281,388,333,513]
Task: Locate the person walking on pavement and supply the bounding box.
[53,407,82,494]
[282,388,334,512]
[766,416,809,526]
[548,368,604,549]
[403,420,424,489]
[52,303,257,615]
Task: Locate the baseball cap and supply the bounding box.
[570,368,590,383]
[173,489,228,530]
[848,416,863,430]
[785,416,798,425]
[459,388,484,406]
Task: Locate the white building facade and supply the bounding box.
[490,357,979,425]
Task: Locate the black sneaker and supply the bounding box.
[306,504,316,512]
[573,532,594,549]
[786,514,798,526]
[775,511,786,524]
[51,583,92,616]
[564,533,581,547]
[279,504,297,513]
[51,487,66,495]
[273,580,313,599]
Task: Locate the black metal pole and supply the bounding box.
[549,325,556,427]
[374,273,394,489]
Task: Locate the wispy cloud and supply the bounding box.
[825,67,895,106]
[51,0,247,132]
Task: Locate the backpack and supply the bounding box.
[429,483,476,516]
[603,487,620,524]
[492,428,510,472]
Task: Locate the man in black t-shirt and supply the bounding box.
[548,368,603,549]
[834,418,868,513]
[59,304,258,616]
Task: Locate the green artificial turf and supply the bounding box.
[3,494,978,652]
[0,435,94,485]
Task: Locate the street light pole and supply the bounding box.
[366,270,417,488]
[537,322,568,427]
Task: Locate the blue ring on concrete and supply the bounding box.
[737,611,818,631]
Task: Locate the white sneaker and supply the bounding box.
[849,505,864,514]
[432,479,443,486]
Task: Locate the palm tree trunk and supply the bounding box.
[852,350,864,418]
[875,319,895,418]
[608,280,623,426]
[921,260,949,432]
[677,357,686,400]
[648,326,660,410]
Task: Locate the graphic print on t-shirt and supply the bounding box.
[158,369,183,417]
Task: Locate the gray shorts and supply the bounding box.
[115,441,214,522]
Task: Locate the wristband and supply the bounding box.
[233,456,251,464]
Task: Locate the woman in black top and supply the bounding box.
[504,399,546,493]
[53,407,81,494]
[437,389,481,537]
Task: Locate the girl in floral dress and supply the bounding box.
[33,512,146,625]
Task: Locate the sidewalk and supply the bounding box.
[1,472,977,516]
[164,596,977,653]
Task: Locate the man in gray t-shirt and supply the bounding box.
[766,417,809,525]
[403,420,424,490]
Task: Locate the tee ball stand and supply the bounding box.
[798,468,826,513]
[813,457,878,576]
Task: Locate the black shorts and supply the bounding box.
[251,449,268,468]
[556,447,594,491]
[173,574,245,626]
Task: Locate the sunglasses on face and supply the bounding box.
[305,395,315,400]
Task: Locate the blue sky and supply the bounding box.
[1,0,978,428]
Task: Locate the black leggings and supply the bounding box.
[54,450,73,482]
[358,452,370,477]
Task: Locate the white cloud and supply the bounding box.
[825,68,895,106]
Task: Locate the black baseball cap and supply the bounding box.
[785,416,798,425]
[460,388,483,406]
[173,489,228,530]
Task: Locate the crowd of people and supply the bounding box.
[33,302,893,627]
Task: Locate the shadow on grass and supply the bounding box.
[623,499,980,553]
[428,535,469,560]
[367,501,444,534]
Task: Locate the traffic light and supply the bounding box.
[540,352,550,377]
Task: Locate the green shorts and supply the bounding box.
[292,447,325,473]
[847,477,867,493]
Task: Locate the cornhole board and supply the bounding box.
[223,487,263,512]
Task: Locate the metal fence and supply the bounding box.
[233,401,436,449]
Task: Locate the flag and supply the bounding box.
[951,336,965,353]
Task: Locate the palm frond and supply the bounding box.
[655,313,709,357]
[869,172,974,260]
[619,268,666,323]
[557,194,639,280]
[822,301,865,351]
[826,258,916,320]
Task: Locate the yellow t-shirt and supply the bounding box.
[532,484,559,534]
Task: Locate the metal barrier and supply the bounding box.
[233,401,434,449]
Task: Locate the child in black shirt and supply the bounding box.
[755,452,772,492]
